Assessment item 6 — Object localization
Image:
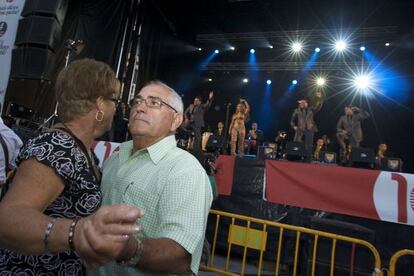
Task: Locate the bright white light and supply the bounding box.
[208,78,213,82]
[243,78,249,83]
[230,46,235,51]
[269,45,273,49]
[315,47,320,52]
[266,80,272,85]
[316,77,326,86]
[335,40,347,51]
[360,46,366,51]
[214,49,219,54]
[354,74,372,90]
[292,80,298,85]
[385,42,390,47]
[250,49,255,54]
[198,48,202,51]
[291,42,302,52]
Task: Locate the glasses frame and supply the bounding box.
[133,96,178,113]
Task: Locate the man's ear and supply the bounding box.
[171,113,183,132]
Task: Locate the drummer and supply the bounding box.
[246,122,264,155]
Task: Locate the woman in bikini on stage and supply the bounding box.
[229,99,250,155]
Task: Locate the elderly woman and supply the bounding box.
[0,59,142,274]
[229,98,250,155]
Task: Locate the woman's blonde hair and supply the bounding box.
[55,58,120,122]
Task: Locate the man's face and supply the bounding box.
[129,84,181,139]
[379,144,387,152]
[252,123,257,130]
[316,139,324,146]
[218,122,224,129]
[194,97,201,106]
[345,107,353,115]
[299,101,307,109]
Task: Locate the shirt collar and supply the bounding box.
[119,135,177,165]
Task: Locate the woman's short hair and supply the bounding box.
[56,58,120,122]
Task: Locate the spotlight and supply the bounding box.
[214,49,219,54]
[334,40,347,52]
[250,49,255,54]
[354,74,372,90]
[291,42,302,52]
[292,80,298,85]
[230,46,235,51]
[315,47,320,52]
[266,80,272,85]
[269,45,274,49]
[360,46,366,51]
[385,42,390,47]
[316,77,326,86]
[243,78,249,83]
[208,78,213,82]
[198,48,202,51]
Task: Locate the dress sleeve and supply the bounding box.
[17,131,88,186]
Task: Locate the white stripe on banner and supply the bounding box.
[0,0,26,112]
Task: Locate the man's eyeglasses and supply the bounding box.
[132,96,178,113]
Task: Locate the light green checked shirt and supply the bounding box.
[87,135,212,276]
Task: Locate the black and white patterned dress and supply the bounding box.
[0,130,102,275]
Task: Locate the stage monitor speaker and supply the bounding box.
[380,158,402,172]
[22,0,69,24]
[285,141,311,162]
[304,217,375,276]
[206,135,225,152]
[11,47,55,80]
[257,146,276,160]
[350,147,375,169]
[15,15,61,50]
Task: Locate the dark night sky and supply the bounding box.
[152,0,414,172]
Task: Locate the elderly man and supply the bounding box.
[89,81,213,275]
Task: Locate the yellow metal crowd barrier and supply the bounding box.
[200,209,382,276]
[388,249,414,276]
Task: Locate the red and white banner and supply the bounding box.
[265,160,414,226]
[0,0,25,112]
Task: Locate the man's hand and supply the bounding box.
[74,205,144,268]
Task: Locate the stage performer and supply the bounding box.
[290,91,324,150]
[229,98,250,155]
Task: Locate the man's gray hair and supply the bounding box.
[144,80,184,113]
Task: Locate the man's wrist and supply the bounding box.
[118,235,143,266]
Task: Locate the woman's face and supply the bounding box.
[236,103,243,112]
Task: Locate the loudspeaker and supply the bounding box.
[285,141,311,162]
[11,47,55,80]
[257,146,276,160]
[350,147,375,169]
[380,158,402,172]
[206,135,225,152]
[22,0,69,24]
[15,16,61,50]
[304,217,375,276]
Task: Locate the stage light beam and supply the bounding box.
[354,74,372,91]
[243,78,249,83]
[315,47,320,52]
[292,80,298,85]
[291,42,302,53]
[230,46,235,51]
[214,49,219,54]
[250,49,255,54]
[316,77,326,86]
[266,80,272,85]
[335,40,347,52]
[360,46,366,51]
